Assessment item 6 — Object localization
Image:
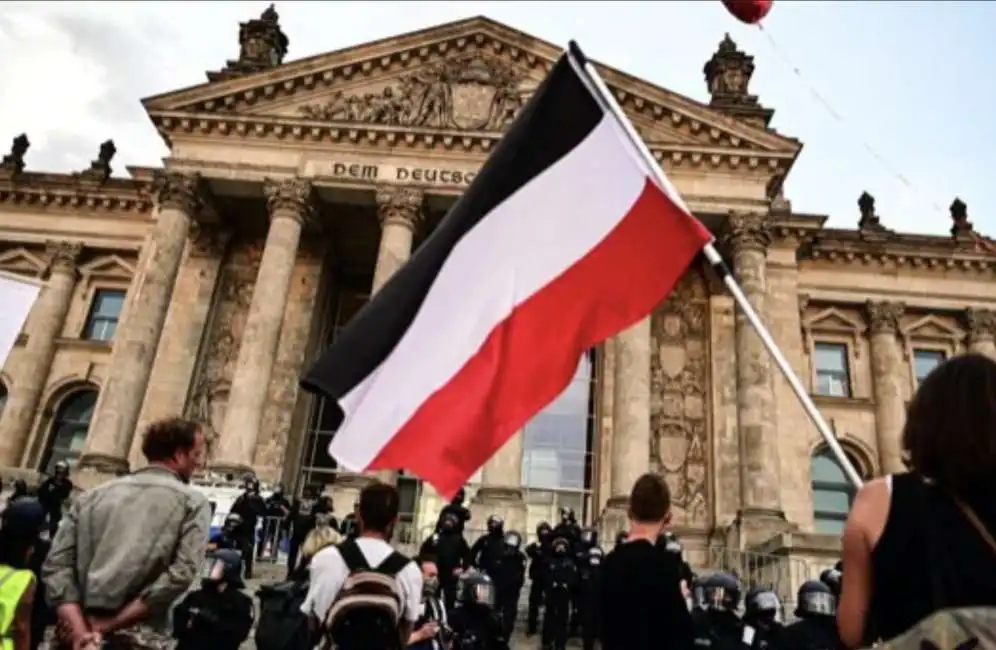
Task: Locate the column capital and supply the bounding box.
[375,186,423,231]
[964,307,996,343]
[152,171,206,215]
[44,240,82,277]
[723,212,771,254]
[187,223,231,259]
[864,300,905,335]
[263,177,314,225]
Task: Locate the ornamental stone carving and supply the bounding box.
[299,55,528,131]
[864,300,905,335]
[188,223,231,259]
[77,140,116,184]
[0,134,29,175]
[724,212,771,254]
[964,307,996,342]
[263,178,314,223]
[857,191,886,232]
[650,270,710,525]
[153,171,205,215]
[44,241,82,276]
[376,186,424,230]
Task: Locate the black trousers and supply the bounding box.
[234,536,255,579]
[498,592,519,639]
[527,578,544,634]
[541,591,570,650]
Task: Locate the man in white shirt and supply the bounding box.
[301,482,423,648]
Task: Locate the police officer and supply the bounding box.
[258,484,292,560]
[781,580,842,650]
[578,546,603,650]
[692,572,751,650]
[339,499,360,539]
[286,484,328,577]
[172,549,255,650]
[438,487,472,534]
[470,514,505,577]
[210,514,243,551]
[819,566,842,603]
[571,527,599,635]
[229,477,266,578]
[542,536,578,650]
[492,530,526,639]
[37,460,73,536]
[691,574,708,615]
[744,587,785,650]
[658,531,694,600]
[449,571,508,650]
[420,512,471,610]
[550,507,580,546]
[525,521,552,636]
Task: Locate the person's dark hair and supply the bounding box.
[628,472,671,523]
[0,499,45,569]
[902,353,996,496]
[141,417,201,462]
[418,554,438,567]
[358,481,400,532]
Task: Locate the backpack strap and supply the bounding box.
[375,551,412,577]
[338,538,371,573]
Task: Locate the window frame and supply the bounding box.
[911,347,947,386]
[812,341,853,399]
[811,448,859,535]
[81,287,127,343]
[39,388,98,473]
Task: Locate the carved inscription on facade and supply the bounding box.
[318,161,478,187]
[188,235,264,444]
[650,269,711,525]
[299,55,530,130]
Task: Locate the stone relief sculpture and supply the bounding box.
[188,236,265,442]
[650,269,711,525]
[299,54,530,131]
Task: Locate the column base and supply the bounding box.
[74,453,130,490]
[470,486,527,536]
[732,507,794,548]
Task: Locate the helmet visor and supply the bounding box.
[472,582,495,607]
[753,592,781,612]
[703,586,734,611]
[801,591,836,616]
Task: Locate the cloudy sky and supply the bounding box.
[1,1,993,235]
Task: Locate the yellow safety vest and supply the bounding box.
[0,565,34,650]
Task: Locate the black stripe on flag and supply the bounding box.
[301,54,603,402]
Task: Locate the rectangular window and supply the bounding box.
[82,289,126,342]
[913,349,946,385]
[814,342,851,397]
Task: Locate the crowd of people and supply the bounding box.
[0,353,990,650]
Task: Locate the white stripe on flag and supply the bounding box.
[0,274,41,368]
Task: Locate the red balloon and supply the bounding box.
[721,0,774,24]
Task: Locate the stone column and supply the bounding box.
[471,431,528,534]
[725,213,785,530]
[600,317,652,539]
[77,172,203,480]
[213,178,313,475]
[129,224,231,469]
[964,308,996,360]
[0,241,82,466]
[865,300,907,475]
[334,186,423,498]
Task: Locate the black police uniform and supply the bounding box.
[781,581,843,650]
[173,549,254,650]
[542,537,578,650]
[550,508,581,547]
[692,572,752,650]
[37,462,73,536]
[470,515,506,577]
[491,531,526,639]
[286,488,329,577]
[570,527,598,635]
[437,487,472,534]
[210,514,243,552]
[525,521,552,635]
[449,572,508,650]
[419,513,471,610]
[229,481,266,578]
[578,546,603,650]
[743,587,786,650]
[258,487,292,559]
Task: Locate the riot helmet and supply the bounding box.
[536,521,552,540]
[587,546,604,566]
[745,587,782,625]
[486,514,504,535]
[202,548,244,588]
[222,513,242,535]
[658,531,683,556]
[503,530,522,550]
[795,580,836,618]
[302,484,319,499]
[551,536,571,557]
[439,512,459,533]
[702,572,741,612]
[819,567,842,598]
[579,527,598,547]
[558,506,576,524]
[452,488,466,505]
[244,476,260,493]
[459,571,495,608]
[53,460,69,477]
[615,530,629,547]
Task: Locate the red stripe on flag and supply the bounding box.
[367,179,711,498]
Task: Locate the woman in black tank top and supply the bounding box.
[838,353,996,647]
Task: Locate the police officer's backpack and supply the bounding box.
[255,580,312,650]
[322,538,413,650]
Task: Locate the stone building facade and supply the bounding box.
[2,11,995,567]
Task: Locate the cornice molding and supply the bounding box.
[0,175,153,216]
[806,229,996,273]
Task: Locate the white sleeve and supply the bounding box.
[300,548,348,619]
[399,562,424,623]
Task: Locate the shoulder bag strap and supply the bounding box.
[953,497,996,557]
[337,539,370,572]
[376,551,412,576]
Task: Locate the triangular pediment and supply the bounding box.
[79,254,134,281]
[902,314,963,341]
[142,16,799,154]
[0,247,46,276]
[805,307,864,333]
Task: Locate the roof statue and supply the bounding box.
[0,133,30,176]
[857,191,887,233]
[703,34,774,127]
[950,198,973,240]
[207,3,289,82]
[77,139,117,184]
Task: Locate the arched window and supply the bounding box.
[40,388,98,473]
[811,448,859,535]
